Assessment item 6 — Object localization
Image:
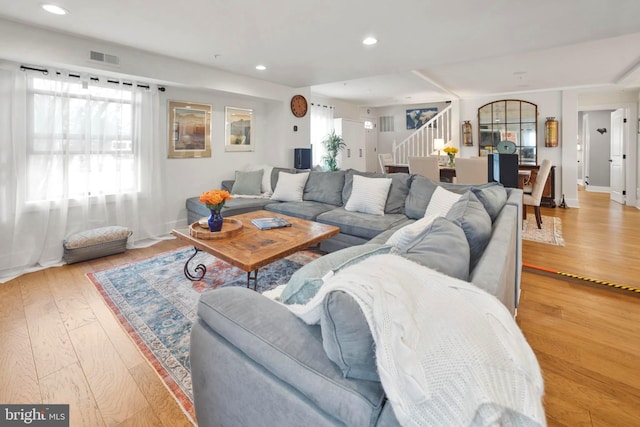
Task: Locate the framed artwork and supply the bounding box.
[406,107,438,130]
[225,107,253,152]
[168,101,212,158]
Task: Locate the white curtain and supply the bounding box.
[0,67,171,283]
[310,103,334,169]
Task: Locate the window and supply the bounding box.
[27,77,137,201]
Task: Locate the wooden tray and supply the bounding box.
[189,218,243,240]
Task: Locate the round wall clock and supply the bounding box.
[290,95,308,118]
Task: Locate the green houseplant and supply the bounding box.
[322,130,346,171]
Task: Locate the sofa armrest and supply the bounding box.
[469,203,518,315]
[192,287,385,426]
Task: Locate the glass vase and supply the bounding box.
[208,210,224,232]
[447,154,455,168]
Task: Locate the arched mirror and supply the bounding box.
[478,100,537,165]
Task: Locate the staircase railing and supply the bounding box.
[392,104,453,165]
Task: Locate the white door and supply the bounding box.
[610,109,625,204]
[582,113,590,187]
[364,119,378,172]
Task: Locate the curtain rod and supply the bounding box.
[20,64,166,92]
[310,102,334,109]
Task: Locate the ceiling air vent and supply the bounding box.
[89,50,120,66]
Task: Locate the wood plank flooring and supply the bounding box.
[0,240,190,427]
[518,189,640,426]
[0,187,638,426]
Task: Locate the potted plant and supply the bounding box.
[322,130,346,171]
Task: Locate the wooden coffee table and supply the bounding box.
[171,210,339,289]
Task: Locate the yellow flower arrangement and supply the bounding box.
[443,146,458,167]
[199,189,232,212]
[443,146,459,154]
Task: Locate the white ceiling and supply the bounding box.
[1,0,640,106]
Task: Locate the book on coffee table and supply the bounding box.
[251,217,292,230]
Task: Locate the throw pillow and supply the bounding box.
[385,214,437,251]
[471,183,507,222]
[398,216,471,281]
[321,290,379,382]
[342,170,411,214]
[424,185,462,217]
[271,172,309,202]
[256,164,274,193]
[404,174,440,219]
[446,191,492,270]
[344,174,392,216]
[278,244,392,305]
[231,169,264,196]
[303,171,345,206]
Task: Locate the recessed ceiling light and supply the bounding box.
[41,4,68,15]
[362,37,377,46]
[255,65,266,71]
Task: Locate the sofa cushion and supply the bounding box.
[271,172,309,202]
[278,244,392,305]
[197,287,386,427]
[321,290,379,382]
[424,186,462,217]
[231,169,264,196]
[399,216,471,281]
[345,175,392,216]
[317,208,410,240]
[303,171,345,206]
[265,201,336,221]
[446,191,492,270]
[342,170,411,214]
[404,175,440,219]
[471,183,508,222]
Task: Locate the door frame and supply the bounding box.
[578,102,637,207]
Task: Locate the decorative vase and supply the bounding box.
[208,210,224,232]
[447,153,456,168]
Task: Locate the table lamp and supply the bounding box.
[433,138,445,164]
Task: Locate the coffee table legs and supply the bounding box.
[183,246,261,290]
[247,270,258,290]
[183,247,207,281]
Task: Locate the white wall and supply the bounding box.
[369,101,450,155]
[581,110,614,188]
[0,19,330,228]
[459,91,566,204]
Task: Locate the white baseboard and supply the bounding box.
[564,198,580,208]
[585,186,610,193]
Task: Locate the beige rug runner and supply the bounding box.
[522,215,564,246]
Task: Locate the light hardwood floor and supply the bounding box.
[1,188,638,426]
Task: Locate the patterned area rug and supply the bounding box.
[522,215,565,246]
[86,247,320,424]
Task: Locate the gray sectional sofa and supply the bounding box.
[187,167,524,427]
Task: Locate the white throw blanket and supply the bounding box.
[286,254,545,427]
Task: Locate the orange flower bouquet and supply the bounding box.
[199,189,232,213]
[199,190,232,232]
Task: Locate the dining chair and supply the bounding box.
[378,153,394,173]
[408,156,439,181]
[454,157,489,185]
[523,159,552,229]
